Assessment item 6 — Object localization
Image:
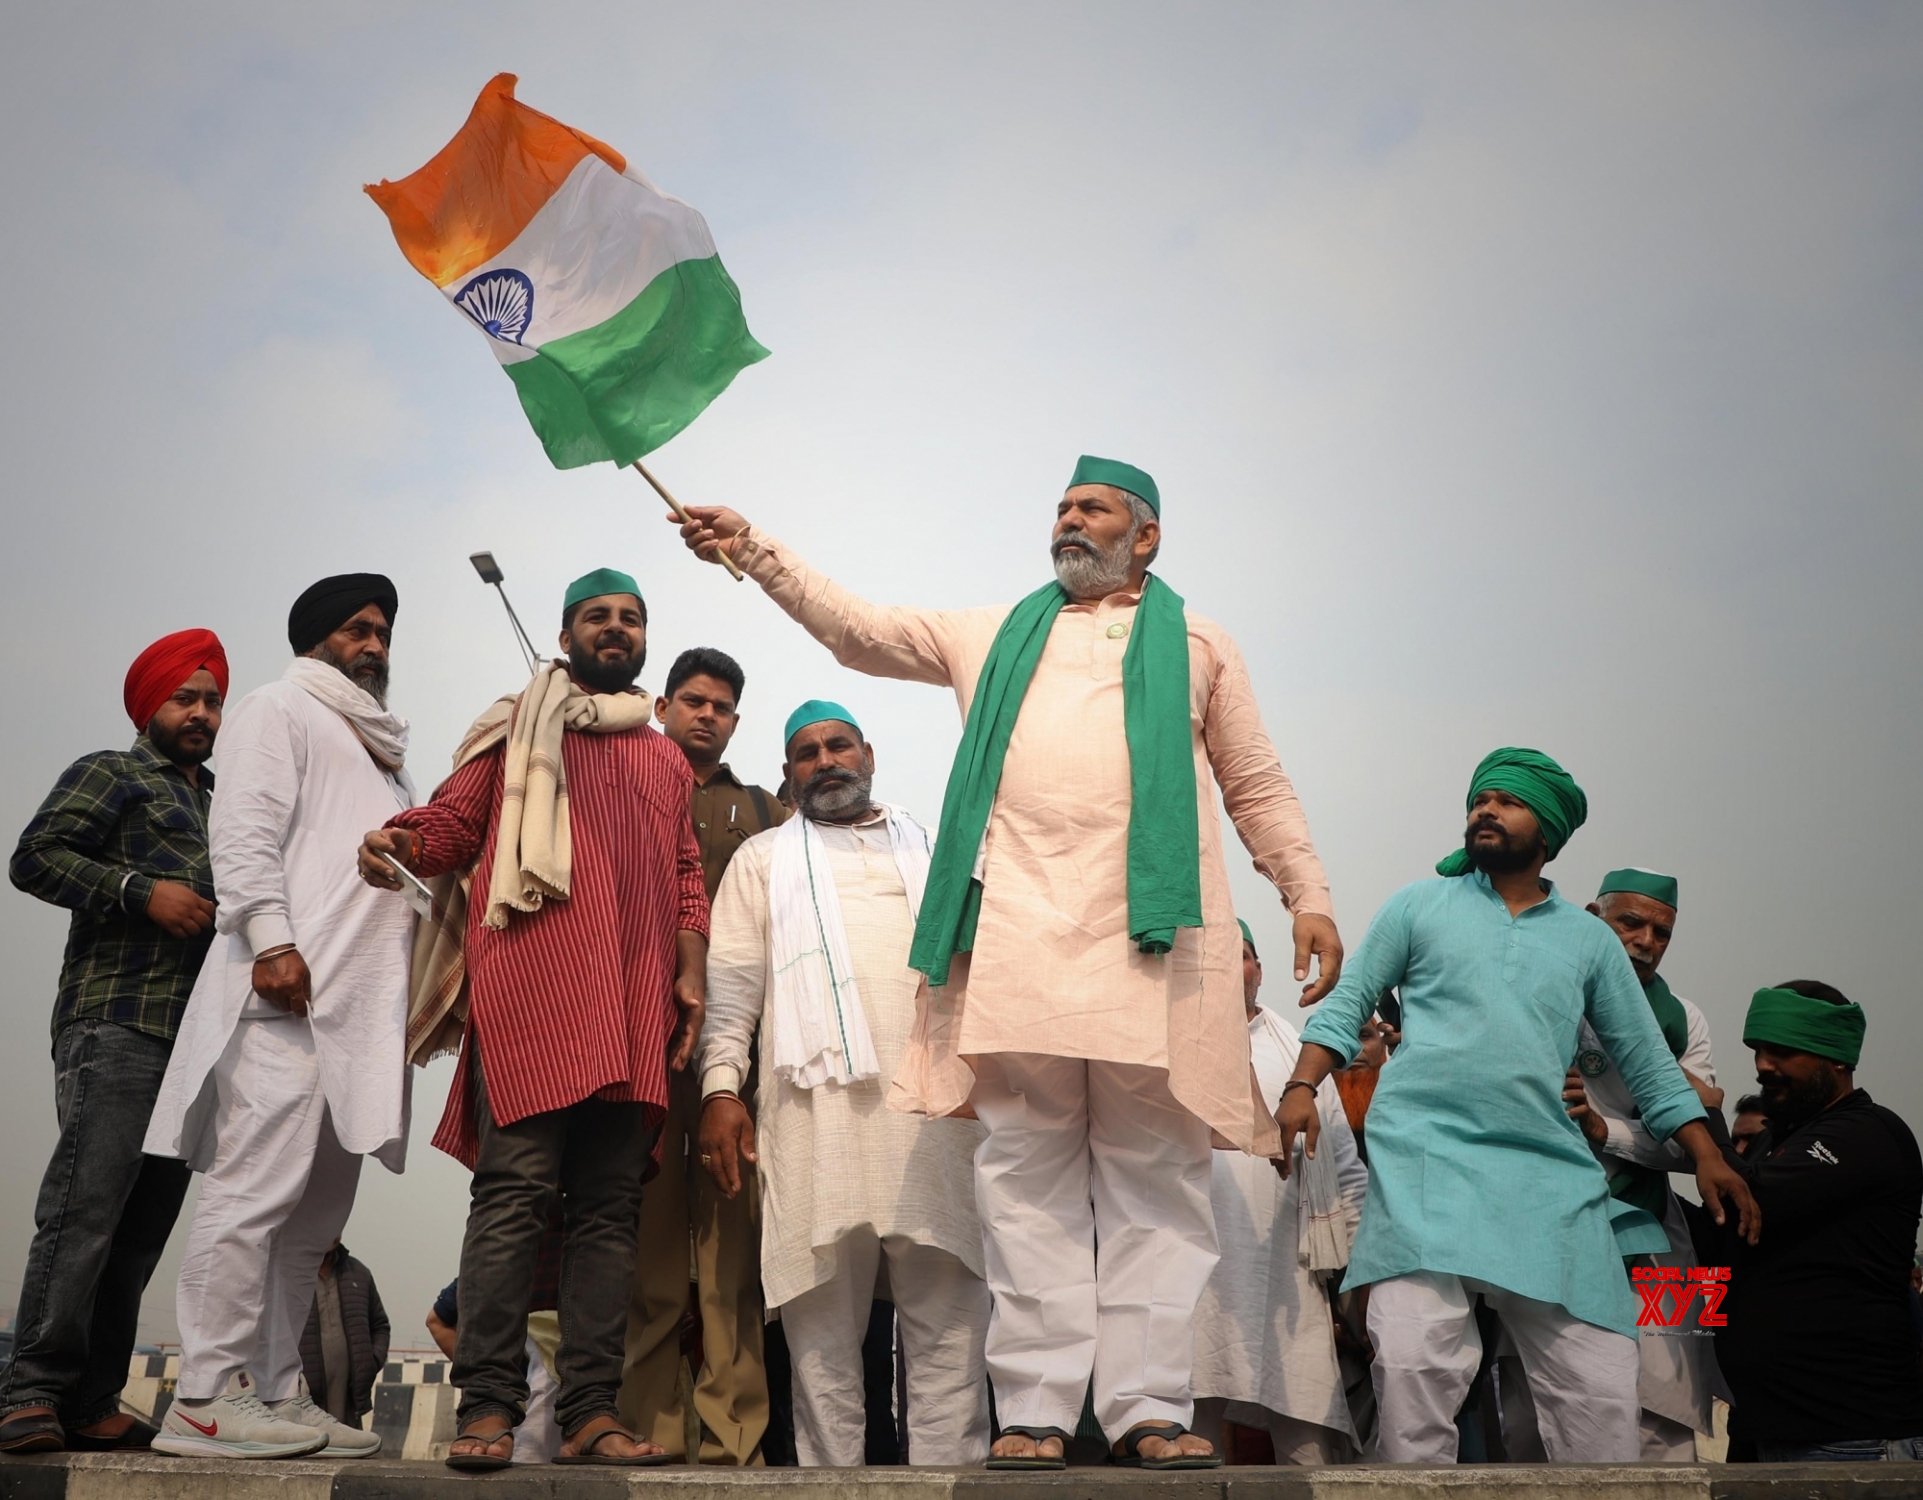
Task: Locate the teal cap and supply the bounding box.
[1237,918,1257,957]
[1069,455,1160,517]
[1598,867,1679,911]
[563,568,642,613]
[784,699,862,749]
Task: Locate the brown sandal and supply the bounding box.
[555,1412,672,1466]
[445,1414,515,1472]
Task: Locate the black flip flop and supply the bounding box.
[1112,1422,1222,1469]
[987,1423,1071,1470]
[0,1409,64,1454]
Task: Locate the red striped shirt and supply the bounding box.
[390,723,709,1166]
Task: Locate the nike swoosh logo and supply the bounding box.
[177,1412,219,1437]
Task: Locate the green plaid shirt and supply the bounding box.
[9,737,216,1044]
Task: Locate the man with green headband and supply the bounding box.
[1712,980,1923,1463]
[1276,748,1756,1464]
[1523,868,1722,1460]
[674,458,1339,1468]
[360,568,710,1469]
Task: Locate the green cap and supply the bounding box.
[784,699,862,749]
[1598,867,1679,911]
[1069,455,1160,517]
[563,568,642,613]
[1236,918,1257,958]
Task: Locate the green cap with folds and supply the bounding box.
[1598,868,1679,911]
[563,568,642,613]
[1237,918,1257,957]
[784,698,862,749]
[1069,455,1160,516]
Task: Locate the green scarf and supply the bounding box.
[1605,973,1691,1220]
[909,575,1200,986]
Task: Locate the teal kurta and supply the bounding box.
[1300,872,1705,1338]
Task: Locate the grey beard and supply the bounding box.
[799,769,874,821]
[1052,532,1135,597]
[313,644,389,706]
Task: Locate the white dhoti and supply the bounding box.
[971,1052,1217,1441]
[778,1229,990,1466]
[173,1016,364,1400]
[1368,1271,1639,1463]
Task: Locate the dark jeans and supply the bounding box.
[1756,1436,1923,1462]
[0,1019,190,1423]
[453,1046,658,1438]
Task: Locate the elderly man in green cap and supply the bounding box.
[674,459,1338,1467]
[1711,982,1923,1462]
[1276,748,1757,1463]
[358,568,709,1469]
[1540,868,1724,1460]
[697,700,989,1465]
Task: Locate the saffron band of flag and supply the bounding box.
[366,73,767,468]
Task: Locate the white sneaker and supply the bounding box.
[266,1381,382,1457]
[153,1370,329,1459]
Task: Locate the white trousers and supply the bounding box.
[1500,1355,1699,1462]
[175,1017,364,1400]
[1368,1271,1639,1463]
[1192,1396,1349,1465]
[778,1229,991,1466]
[971,1053,1217,1440]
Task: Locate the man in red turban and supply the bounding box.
[1,630,228,1454]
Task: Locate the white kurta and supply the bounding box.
[145,676,416,1172]
[1576,993,1719,1434]
[1193,1008,1366,1441]
[701,812,985,1310]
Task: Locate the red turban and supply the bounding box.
[124,629,229,730]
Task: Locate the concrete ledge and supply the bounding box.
[0,1456,1912,1500]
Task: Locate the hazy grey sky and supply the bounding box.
[3,4,1919,1347]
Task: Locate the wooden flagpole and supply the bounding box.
[632,460,744,582]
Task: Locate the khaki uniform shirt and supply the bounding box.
[689,764,787,900]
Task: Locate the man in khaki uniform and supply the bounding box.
[618,648,785,1463]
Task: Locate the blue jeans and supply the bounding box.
[0,1019,190,1423]
[1757,1435,1923,1462]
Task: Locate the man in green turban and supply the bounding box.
[673,459,1340,1468]
[1710,981,1923,1462]
[1531,868,1722,1460]
[1277,749,1757,1464]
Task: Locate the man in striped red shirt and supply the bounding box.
[360,568,708,1470]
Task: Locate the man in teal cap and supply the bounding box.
[1531,868,1722,1460]
[1712,981,1923,1462]
[672,460,1340,1468]
[358,568,708,1468]
[1277,748,1757,1463]
[696,700,990,1465]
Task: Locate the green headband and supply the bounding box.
[1598,867,1679,911]
[564,567,642,613]
[1743,986,1865,1067]
[1237,918,1257,958]
[1069,454,1160,517]
[784,698,862,748]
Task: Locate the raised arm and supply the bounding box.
[676,506,993,690]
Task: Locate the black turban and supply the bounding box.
[288,573,399,654]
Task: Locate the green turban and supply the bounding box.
[564,567,642,614]
[784,698,862,749]
[1070,455,1160,517]
[1744,987,1866,1067]
[1237,918,1257,957]
[1598,868,1679,910]
[1436,746,1588,877]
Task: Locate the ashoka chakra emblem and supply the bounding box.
[454,268,534,344]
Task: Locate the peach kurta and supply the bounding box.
[734,527,1332,1153]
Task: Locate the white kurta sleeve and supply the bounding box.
[207,689,306,957]
[1317,1079,1369,1232]
[699,834,774,1099]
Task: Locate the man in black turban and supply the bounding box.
[287,575,398,706]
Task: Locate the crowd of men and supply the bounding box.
[1,455,1919,1469]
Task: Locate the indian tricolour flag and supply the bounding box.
[366,74,767,469]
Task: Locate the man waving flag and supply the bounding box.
[367,74,767,470]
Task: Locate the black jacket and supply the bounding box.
[1713,1089,1923,1444]
[299,1245,391,1422]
